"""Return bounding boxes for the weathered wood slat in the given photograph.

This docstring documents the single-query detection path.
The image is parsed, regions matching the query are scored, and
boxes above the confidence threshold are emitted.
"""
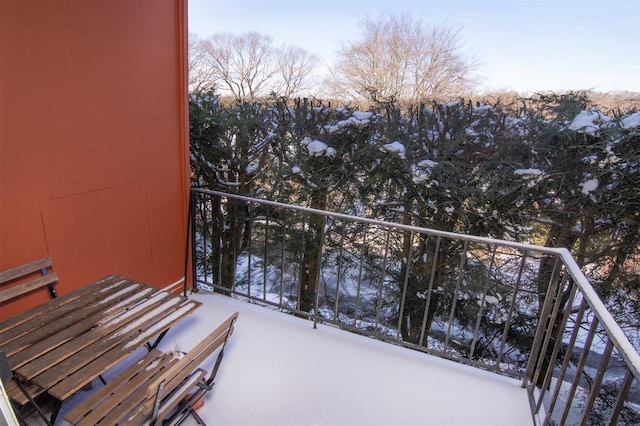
[3,280,140,358]
[64,349,170,424]
[0,258,52,284]
[125,369,207,426]
[7,285,152,370]
[156,369,207,424]
[0,273,58,303]
[67,311,237,425]
[145,312,234,398]
[16,289,174,382]
[0,278,135,354]
[3,274,202,421]
[0,275,121,335]
[0,275,126,342]
[94,385,154,426]
[4,378,45,406]
[76,354,178,426]
[35,297,197,391]
[48,299,201,400]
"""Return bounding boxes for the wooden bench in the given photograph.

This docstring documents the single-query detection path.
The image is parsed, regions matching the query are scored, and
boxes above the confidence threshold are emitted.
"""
[0,257,57,304]
[65,311,239,426]
[0,258,58,423]
[1,274,201,425]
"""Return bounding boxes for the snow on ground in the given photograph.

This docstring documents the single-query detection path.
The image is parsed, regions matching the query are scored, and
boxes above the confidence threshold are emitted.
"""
[50,292,531,426]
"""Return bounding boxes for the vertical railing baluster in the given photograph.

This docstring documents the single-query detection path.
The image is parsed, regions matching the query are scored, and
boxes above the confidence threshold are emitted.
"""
[532,270,571,388]
[296,213,307,313]
[527,256,564,419]
[263,207,270,302]
[579,337,614,426]
[606,369,634,425]
[197,193,205,291]
[353,224,368,327]
[559,313,600,426]
[418,236,441,347]
[231,197,238,293]
[537,278,576,407]
[279,209,286,309]
[542,297,588,426]
[495,249,528,369]
[205,193,213,287]
[333,222,346,322]
[215,194,223,291]
[396,231,414,342]
[312,213,327,329]
[445,240,469,351]
[190,192,198,291]
[374,227,391,337]
[198,192,203,290]
[189,191,198,295]
[469,244,497,361]
[247,202,253,299]
[523,255,563,387]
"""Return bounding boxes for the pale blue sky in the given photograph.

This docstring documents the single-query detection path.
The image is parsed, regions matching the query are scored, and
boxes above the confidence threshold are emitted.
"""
[188,0,640,94]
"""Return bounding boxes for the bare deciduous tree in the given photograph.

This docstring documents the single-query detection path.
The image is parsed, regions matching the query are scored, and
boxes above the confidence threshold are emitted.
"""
[189,32,319,101]
[203,31,276,101]
[189,33,215,93]
[328,13,476,104]
[273,45,320,99]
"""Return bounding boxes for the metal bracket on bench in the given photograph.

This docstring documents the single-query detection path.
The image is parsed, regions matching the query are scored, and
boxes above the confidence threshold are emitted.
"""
[149,380,166,426]
[196,381,212,392]
[145,329,169,351]
[40,267,57,299]
[170,390,207,426]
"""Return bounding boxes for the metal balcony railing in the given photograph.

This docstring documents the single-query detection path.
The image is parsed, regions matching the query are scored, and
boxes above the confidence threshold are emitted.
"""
[190,188,640,425]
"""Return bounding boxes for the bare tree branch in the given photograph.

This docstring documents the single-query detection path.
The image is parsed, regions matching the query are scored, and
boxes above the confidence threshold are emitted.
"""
[273,45,320,99]
[327,13,476,105]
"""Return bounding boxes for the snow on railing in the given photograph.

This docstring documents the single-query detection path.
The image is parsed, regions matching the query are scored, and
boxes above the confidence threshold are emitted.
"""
[190,188,640,425]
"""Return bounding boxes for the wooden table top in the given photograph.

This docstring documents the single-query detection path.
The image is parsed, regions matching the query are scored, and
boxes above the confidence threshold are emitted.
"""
[0,275,201,401]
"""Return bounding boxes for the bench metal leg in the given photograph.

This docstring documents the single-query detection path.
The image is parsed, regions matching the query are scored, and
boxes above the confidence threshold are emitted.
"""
[49,399,62,425]
[188,406,206,425]
[167,398,207,426]
[9,399,28,426]
[13,377,52,426]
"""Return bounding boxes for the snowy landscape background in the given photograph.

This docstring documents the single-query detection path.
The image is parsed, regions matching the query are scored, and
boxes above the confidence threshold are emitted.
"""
[188,91,640,424]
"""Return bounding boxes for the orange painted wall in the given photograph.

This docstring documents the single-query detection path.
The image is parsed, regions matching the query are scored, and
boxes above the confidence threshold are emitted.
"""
[0,0,190,319]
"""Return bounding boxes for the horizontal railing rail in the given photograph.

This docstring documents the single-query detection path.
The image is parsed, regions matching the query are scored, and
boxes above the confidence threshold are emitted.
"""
[191,188,640,425]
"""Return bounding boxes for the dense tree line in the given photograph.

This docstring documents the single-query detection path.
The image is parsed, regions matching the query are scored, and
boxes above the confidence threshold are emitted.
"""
[190,90,640,341]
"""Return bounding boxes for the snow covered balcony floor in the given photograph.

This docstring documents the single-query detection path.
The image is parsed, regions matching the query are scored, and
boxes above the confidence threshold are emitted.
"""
[54,291,532,426]
[34,291,531,426]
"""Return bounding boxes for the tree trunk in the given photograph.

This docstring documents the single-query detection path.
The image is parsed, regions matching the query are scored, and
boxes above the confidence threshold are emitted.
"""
[298,189,327,313]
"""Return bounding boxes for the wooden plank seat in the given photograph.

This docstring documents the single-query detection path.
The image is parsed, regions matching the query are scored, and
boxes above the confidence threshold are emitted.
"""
[0,274,125,339]
[0,274,202,425]
[0,257,58,421]
[0,257,58,304]
[65,311,239,426]
[1,275,147,406]
[2,277,145,360]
